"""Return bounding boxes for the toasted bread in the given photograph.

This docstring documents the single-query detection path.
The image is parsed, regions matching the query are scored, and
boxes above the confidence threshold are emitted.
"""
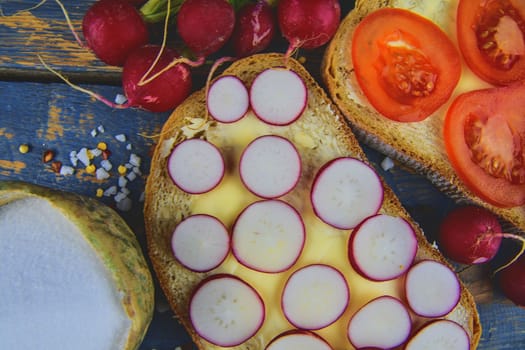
[321,0,525,234]
[144,53,480,349]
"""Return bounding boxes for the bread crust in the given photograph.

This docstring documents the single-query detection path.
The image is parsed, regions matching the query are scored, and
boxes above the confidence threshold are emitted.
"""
[145,53,480,350]
[321,0,525,236]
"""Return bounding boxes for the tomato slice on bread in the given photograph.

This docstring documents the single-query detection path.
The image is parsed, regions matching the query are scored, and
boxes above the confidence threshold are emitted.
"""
[457,0,525,86]
[444,82,525,207]
[351,8,461,122]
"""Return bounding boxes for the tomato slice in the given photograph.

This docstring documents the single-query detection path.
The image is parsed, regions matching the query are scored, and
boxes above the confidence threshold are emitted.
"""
[457,0,525,86]
[444,82,525,207]
[351,8,461,122]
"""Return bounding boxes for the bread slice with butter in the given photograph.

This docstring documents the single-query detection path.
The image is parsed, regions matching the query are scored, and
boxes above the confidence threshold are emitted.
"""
[321,0,525,234]
[144,53,481,349]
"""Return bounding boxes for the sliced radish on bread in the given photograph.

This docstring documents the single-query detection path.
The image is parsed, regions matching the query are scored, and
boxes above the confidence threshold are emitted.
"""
[348,214,417,281]
[266,330,333,350]
[405,320,470,350]
[282,264,349,330]
[347,296,412,349]
[405,260,461,317]
[189,274,265,347]
[240,135,301,198]
[250,68,307,125]
[171,214,230,272]
[207,75,249,123]
[311,157,383,229]
[232,200,305,273]
[167,138,225,194]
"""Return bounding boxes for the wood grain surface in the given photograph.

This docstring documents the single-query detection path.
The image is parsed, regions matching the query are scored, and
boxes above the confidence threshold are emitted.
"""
[1,1,524,349]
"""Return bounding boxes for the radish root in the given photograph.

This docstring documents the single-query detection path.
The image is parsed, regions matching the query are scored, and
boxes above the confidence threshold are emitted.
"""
[492,233,525,275]
[54,0,85,47]
[37,55,129,109]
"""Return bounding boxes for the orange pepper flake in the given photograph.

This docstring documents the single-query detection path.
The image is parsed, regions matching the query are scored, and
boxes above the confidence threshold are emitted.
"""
[42,149,54,163]
[51,161,62,173]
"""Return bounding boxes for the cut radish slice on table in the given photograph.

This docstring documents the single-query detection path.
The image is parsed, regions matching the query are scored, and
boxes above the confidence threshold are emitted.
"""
[282,264,349,330]
[232,200,305,273]
[171,214,230,272]
[311,157,383,229]
[240,135,301,198]
[250,68,307,125]
[266,330,333,350]
[207,75,249,123]
[167,139,224,194]
[347,296,412,349]
[405,260,461,317]
[348,214,417,281]
[405,320,470,350]
[189,274,265,347]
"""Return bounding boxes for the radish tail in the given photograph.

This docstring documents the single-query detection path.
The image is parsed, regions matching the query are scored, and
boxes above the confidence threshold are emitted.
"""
[54,0,85,47]
[38,55,128,109]
[493,233,525,274]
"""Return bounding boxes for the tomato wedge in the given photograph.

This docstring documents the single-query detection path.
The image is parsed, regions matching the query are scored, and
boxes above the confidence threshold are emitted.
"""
[351,8,461,122]
[457,0,525,86]
[444,83,525,207]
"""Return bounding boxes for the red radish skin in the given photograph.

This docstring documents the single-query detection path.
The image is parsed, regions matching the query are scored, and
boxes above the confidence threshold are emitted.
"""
[232,200,305,273]
[282,264,349,330]
[405,260,461,318]
[498,253,525,306]
[189,274,265,347]
[438,205,503,265]
[171,214,230,272]
[347,296,412,349]
[277,0,341,52]
[405,320,470,350]
[176,0,235,57]
[122,45,192,112]
[207,75,249,123]
[231,1,277,57]
[167,139,225,194]
[82,0,149,66]
[266,330,333,350]
[239,135,301,198]
[348,214,417,281]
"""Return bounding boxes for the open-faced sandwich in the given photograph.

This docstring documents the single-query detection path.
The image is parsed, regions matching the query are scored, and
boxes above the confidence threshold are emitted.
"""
[144,53,481,350]
[322,0,525,234]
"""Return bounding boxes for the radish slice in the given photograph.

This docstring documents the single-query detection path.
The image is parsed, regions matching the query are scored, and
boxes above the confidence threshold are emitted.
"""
[266,330,333,350]
[232,200,305,273]
[240,135,301,198]
[189,274,265,347]
[282,264,349,330]
[405,320,470,350]
[348,214,417,281]
[405,260,461,317]
[311,157,383,229]
[171,214,230,272]
[167,139,225,194]
[250,68,307,125]
[347,296,412,349]
[207,75,249,123]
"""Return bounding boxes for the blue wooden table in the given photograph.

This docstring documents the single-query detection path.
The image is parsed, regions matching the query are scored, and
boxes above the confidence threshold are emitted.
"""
[0,1,524,349]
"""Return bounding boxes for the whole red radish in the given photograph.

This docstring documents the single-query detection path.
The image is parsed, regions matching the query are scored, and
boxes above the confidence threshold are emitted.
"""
[176,0,235,57]
[438,205,502,264]
[277,0,341,51]
[498,253,525,306]
[82,0,149,66]
[230,1,276,57]
[122,45,192,112]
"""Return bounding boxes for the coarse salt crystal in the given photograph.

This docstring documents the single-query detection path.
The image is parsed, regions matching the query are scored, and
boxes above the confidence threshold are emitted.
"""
[114,191,127,203]
[132,166,142,175]
[97,125,105,133]
[126,143,132,151]
[115,134,127,142]
[104,186,118,197]
[114,93,127,105]
[100,159,113,171]
[90,148,102,157]
[381,156,395,171]
[69,151,78,167]
[77,147,91,167]
[59,165,75,176]
[139,191,145,202]
[118,176,128,188]
[126,171,137,182]
[129,153,141,167]
[120,187,130,196]
[90,128,98,137]
[96,168,110,180]
[117,196,132,211]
